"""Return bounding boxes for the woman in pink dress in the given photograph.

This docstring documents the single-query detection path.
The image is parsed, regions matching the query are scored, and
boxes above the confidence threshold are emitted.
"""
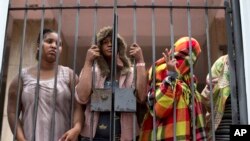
[7,28,83,141]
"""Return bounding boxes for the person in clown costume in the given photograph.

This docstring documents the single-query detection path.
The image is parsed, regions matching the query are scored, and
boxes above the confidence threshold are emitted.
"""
[139,37,207,141]
[201,54,230,140]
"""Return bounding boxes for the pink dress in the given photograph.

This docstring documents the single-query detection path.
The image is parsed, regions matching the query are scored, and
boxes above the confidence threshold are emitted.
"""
[20,66,72,141]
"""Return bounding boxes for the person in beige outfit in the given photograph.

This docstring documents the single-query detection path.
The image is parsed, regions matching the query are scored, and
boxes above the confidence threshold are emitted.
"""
[7,28,83,141]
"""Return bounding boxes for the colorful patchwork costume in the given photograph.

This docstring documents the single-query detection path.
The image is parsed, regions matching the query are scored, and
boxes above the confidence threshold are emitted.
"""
[201,55,230,140]
[139,37,207,141]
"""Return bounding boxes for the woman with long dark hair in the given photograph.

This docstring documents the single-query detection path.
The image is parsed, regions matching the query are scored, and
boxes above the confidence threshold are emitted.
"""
[76,26,147,141]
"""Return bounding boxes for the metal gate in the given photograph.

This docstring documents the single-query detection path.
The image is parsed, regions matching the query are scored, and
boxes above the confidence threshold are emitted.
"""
[0,0,246,141]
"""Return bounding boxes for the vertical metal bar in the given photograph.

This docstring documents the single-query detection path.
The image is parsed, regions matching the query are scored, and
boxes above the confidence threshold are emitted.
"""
[151,0,156,140]
[204,0,215,140]
[186,0,196,141]
[50,0,63,140]
[169,0,176,141]
[111,0,118,95]
[132,1,137,140]
[9,0,13,6]
[231,0,248,124]
[224,0,239,125]
[114,13,118,141]
[32,0,45,140]
[90,0,98,140]
[111,1,118,140]
[169,0,175,59]
[71,0,80,129]
[133,0,137,43]
[92,1,98,45]
[13,0,28,140]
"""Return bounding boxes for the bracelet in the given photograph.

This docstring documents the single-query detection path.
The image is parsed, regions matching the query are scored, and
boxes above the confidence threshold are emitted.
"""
[136,63,145,67]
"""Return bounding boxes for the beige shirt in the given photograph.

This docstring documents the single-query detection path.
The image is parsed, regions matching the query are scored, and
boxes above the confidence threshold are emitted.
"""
[21,66,72,141]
